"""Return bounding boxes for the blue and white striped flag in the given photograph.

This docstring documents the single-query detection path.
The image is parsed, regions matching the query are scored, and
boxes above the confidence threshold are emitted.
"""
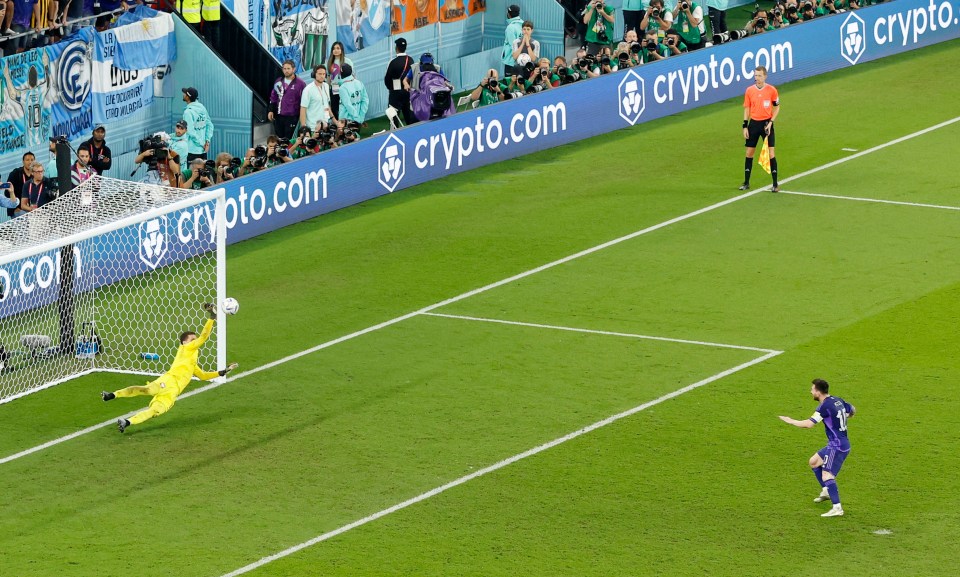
[113,12,177,71]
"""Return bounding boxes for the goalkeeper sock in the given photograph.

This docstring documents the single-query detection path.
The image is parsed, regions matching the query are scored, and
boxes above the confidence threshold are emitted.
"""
[744,157,753,185]
[770,157,778,187]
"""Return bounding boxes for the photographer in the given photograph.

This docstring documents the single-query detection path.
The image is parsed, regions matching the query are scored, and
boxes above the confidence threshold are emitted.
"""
[800,1,817,21]
[641,0,672,35]
[746,9,775,35]
[241,135,292,175]
[595,47,616,74]
[614,36,643,69]
[663,29,689,56]
[510,20,540,67]
[817,0,839,15]
[180,158,216,190]
[672,0,706,50]
[469,69,506,107]
[781,0,801,25]
[290,126,319,159]
[214,152,241,184]
[522,58,558,93]
[642,30,669,62]
[583,0,615,56]
[134,132,182,187]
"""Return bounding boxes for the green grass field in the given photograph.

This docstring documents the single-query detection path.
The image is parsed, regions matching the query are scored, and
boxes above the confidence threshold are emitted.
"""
[2,39,959,577]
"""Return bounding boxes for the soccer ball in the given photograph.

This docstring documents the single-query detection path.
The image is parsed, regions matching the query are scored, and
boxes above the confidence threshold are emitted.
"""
[221,298,240,315]
[516,53,531,68]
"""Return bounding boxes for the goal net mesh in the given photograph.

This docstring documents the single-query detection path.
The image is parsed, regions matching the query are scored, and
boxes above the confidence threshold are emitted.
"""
[0,175,224,404]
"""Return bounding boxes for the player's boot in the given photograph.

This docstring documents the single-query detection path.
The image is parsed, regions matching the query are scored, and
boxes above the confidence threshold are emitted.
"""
[771,186,780,193]
[738,183,750,190]
[814,488,830,503]
[821,505,844,517]
[101,391,115,401]
[118,418,130,433]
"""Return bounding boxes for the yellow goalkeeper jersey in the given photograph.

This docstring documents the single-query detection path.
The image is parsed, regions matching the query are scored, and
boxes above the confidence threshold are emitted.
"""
[159,319,219,396]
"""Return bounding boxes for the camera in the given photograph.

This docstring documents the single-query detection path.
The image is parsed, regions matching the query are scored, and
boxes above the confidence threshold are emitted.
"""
[680,1,689,9]
[304,137,318,148]
[526,83,545,94]
[651,7,661,17]
[755,17,766,28]
[197,159,216,178]
[666,37,675,46]
[597,29,609,43]
[138,135,168,161]
[251,144,268,168]
[229,156,242,169]
[539,68,548,78]
[485,76,499,89]
[802,1,813,9]
[617,52,629,62]
[523,61,536,75]
[646,38,659,50]
[600,55,611,66]
[630,42,642,54]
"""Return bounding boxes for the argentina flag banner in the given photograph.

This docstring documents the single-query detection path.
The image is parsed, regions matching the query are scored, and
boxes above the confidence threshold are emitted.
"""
[113,12,178,71]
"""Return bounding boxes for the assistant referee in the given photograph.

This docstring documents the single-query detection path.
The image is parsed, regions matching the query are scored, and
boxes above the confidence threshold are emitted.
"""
[740,65,780,192]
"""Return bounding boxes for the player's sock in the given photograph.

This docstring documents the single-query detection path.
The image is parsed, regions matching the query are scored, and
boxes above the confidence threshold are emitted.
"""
[743,157,753,185]
[824,478,840,505]
[812,466,825,487]
[770,157,779,187]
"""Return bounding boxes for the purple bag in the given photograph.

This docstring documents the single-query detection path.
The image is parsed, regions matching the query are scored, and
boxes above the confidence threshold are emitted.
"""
[411,71,455,122]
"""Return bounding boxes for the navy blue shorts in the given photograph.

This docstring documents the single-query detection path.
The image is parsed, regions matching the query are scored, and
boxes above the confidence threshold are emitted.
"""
[817,446,850,476]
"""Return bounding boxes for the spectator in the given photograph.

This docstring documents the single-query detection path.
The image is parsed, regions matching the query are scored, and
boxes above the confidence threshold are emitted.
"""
[79,124,112,175]
[181,86,213,160]
[213,151,239,183]
[1,2,11,35]
[20,161,53,213]
[300,64,333,132]
[501,4,523,76]
[326,41,352,120]
[511,20,539,70]
[268,59,307,140]
[70,147,96,186]
[169,119,190,160]
[180,157,214,190]
[641,0,672,36]
[337,63,368,125]
[622,0,643,38]
[385,37,415,125]
[9,0,39,52]
[469,68,504,107]
[0,181,18,211]
[134,132,181,187]
[583,0,615,56]
[672,0,705,50]
[664,28,688,56]
[4,151,33,219]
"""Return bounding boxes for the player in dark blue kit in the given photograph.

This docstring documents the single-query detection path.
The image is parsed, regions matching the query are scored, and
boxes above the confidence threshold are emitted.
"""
[779,378,855,517]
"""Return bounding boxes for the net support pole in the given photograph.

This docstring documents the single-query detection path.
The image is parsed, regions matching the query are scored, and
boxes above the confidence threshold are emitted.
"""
[215,189,227,381]
[55,140,76,356]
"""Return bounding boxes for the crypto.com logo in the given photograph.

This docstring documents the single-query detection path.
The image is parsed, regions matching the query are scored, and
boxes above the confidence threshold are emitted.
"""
[840,12,867,65]
[378,133,405,192]
[58,40,91,110]
[618,70,646,125]
[139,216,168,269]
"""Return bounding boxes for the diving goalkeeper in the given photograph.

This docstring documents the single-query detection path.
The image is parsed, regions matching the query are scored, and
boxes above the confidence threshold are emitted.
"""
[102,303,238,433]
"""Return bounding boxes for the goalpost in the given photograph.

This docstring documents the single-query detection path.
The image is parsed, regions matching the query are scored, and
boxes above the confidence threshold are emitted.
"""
[0,176,226,405]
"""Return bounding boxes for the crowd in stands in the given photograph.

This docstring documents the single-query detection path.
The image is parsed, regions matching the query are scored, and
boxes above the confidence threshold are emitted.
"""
[0,0,890,211]
[0,0,135,55]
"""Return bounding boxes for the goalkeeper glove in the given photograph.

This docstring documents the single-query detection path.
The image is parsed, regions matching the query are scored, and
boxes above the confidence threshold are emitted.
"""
[218,362,239,377]
[203,302,217,319]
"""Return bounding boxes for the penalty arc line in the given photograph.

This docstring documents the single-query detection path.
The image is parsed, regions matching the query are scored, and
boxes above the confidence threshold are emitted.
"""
[1,115,957,467]
[216,350,783,577]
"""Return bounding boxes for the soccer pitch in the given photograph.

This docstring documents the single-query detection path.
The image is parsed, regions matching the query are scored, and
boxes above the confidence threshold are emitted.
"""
[1,40,959,577]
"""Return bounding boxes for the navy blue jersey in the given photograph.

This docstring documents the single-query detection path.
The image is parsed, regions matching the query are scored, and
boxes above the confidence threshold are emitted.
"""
[810,396,854,451]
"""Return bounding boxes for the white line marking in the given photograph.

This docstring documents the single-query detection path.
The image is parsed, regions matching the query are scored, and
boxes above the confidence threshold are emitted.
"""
[841,148,859,152]
[421,312,781,354]
[3,116,957,466]
[778,190,960,211]
[217,350,782,577]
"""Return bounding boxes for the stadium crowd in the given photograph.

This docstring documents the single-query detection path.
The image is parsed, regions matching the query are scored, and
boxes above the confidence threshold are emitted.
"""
[1,0,888,210]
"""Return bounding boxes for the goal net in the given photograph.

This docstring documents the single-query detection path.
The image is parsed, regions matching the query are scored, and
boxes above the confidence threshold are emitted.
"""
[0,176,226,404]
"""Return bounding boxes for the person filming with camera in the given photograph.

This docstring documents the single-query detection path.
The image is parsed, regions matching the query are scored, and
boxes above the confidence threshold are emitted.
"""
[214,152,241,184]
[663,29,689,56]
[746,8,775,35]
[180,158,217,190]
[641,0,672,35]
[134,132,182,187]
[583,0,615,56]
[800,1,817,21]
[470,69,506,107]
[672,0,706,50]
[642,30,668,62]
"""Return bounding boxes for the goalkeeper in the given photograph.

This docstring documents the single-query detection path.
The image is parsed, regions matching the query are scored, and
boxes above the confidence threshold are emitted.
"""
[102,303,238,433]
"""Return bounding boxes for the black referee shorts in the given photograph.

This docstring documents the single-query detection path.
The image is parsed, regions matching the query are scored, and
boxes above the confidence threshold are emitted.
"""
[745,119,775,148]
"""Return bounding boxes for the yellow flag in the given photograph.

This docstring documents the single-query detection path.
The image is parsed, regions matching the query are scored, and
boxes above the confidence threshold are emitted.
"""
[758,137,771,174]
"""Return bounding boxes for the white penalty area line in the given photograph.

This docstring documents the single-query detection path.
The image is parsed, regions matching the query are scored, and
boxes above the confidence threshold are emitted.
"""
[217,348,782,577]
[777,190,960,212]
[2,115,957,468]
[420,312,781,354]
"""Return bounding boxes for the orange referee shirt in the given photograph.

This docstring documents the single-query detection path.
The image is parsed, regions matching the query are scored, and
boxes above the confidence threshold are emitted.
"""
[744,84,779,121]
